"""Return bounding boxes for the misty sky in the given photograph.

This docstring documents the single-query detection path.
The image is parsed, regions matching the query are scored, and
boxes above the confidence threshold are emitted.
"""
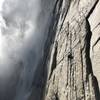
[0,0,42,77]
[0,0,47,99]
[0,0,56,99]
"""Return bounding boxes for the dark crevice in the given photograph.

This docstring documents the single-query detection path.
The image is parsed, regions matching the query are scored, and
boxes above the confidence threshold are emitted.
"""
[93,76,100,100]
[87,0,99,19]
[92,37,100,51]
[92,22,100,31]
[55,93,59,100]
[86,19,93,75]
[85,19,100,98]
[85,19,93,75]
[49,41,58,80]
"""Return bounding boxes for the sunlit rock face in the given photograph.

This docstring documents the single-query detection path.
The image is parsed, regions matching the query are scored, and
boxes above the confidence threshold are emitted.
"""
[45,0,100,100]
[89,0,100,89]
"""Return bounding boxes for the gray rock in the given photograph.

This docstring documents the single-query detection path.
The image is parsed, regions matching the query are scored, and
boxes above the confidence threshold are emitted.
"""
[89,0,100,89]
[44,0,100,100]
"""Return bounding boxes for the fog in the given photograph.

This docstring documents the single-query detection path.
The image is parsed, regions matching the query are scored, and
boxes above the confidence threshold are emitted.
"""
[0,0,54,99]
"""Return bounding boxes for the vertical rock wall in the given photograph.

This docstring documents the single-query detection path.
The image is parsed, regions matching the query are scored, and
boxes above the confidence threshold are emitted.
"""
[45,0,100,100]
[89,0,100,89]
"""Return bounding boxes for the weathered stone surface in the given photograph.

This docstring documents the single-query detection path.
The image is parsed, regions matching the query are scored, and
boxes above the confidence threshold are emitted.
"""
[44,0,100,100]
[89,0,100,89]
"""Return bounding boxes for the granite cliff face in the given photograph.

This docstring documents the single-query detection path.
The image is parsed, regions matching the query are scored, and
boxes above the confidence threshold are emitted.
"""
[44,0,100,100]
[89,1,100,89]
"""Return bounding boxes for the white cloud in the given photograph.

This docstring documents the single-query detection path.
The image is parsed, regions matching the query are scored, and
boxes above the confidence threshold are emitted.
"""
[0,0,5,11]
[0,0,42,83]
[0,0,54,99]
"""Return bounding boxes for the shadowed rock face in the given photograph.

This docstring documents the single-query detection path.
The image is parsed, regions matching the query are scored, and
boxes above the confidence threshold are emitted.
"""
[44,0,100,100]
